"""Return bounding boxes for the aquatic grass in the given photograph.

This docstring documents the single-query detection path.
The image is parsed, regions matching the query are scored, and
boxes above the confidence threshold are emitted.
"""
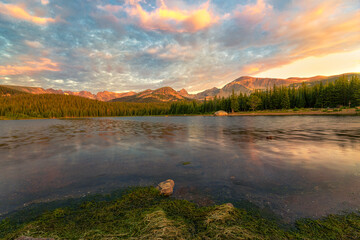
[1,187,360,239]
[200,203,288,239]
[205,204,236,225]
[181,161,192,165]
[134,209,193,239]
[232,199,284,226]
[292,212,360,239]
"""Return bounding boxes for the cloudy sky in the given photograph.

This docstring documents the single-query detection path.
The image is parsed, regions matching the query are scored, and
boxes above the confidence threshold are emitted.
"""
[0,0,359,93]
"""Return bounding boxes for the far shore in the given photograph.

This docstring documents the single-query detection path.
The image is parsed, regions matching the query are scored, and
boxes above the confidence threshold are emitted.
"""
[0,108,359,120]
[227,108,359,116]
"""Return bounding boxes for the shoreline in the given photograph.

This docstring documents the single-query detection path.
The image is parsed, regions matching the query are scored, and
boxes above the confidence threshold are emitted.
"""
[228,108,359,116]
[0,108,359,120]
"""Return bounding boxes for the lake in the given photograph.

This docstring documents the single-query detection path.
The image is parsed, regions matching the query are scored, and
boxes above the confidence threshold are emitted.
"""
[0,116,359,222]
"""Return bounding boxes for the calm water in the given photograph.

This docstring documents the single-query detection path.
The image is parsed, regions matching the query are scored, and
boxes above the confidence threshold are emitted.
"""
[0,116,360,222]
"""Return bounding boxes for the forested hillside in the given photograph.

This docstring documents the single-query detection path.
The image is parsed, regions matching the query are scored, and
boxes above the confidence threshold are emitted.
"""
[169,75,360,114]
[0,76,359,119]
[0,86,29,96]
[0,94,170,119]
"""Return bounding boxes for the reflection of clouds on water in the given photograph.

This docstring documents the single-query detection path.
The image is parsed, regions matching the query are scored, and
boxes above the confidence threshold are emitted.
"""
[0,116,360,221]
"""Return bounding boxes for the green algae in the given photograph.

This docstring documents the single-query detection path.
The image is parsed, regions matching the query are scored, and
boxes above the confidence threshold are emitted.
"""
[181,161,192,166]
[1,187,360,239]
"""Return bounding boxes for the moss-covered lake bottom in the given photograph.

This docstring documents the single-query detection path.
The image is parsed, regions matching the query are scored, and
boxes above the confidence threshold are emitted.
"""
[1,187,360,240]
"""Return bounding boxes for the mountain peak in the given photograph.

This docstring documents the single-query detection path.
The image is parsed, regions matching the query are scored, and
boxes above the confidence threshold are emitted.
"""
[178,88,188,95]
[153,87,177,94]
[112,86,188,103]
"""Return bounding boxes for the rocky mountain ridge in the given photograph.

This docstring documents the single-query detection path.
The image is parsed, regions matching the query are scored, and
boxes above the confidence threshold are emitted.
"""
[0,85,136,101]
[111,87,188,102]
[2,73,358,102]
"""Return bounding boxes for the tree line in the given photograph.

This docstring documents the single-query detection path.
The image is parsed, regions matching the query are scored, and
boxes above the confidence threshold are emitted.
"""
[0,94,171,119]
[0,76,359,118]
[0,86,28,96]
[169,75,360,114]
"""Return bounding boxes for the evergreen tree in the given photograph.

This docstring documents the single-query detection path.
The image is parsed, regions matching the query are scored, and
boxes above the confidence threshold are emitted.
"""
[280,90,290,109]
[230,89,239,113]
[248,95,262,111]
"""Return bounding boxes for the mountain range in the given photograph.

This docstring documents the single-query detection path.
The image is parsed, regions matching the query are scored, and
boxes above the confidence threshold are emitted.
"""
[0,85,136,101]
[1,73,359,102]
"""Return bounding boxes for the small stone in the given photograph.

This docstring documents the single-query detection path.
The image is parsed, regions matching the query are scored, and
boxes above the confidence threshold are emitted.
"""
[266,136,274,139]
[225,203,234,208]
[157,179,175,196]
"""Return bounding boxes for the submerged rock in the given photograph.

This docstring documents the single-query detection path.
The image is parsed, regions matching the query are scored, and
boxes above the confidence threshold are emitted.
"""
[214,110,228,116]
[157,179,175,196]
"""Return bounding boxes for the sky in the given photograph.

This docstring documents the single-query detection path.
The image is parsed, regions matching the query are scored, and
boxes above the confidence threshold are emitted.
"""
[0,0,359,93]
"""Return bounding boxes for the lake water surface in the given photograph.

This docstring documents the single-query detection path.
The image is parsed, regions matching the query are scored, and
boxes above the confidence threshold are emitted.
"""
[0,116,360,222]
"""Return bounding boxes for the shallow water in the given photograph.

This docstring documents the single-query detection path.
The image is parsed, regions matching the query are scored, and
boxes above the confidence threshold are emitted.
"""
[0,116,359,221]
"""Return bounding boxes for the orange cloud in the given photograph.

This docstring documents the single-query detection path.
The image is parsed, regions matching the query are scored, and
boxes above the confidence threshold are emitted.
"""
[0,2,57,25]
[242,65,261,75]
[24,40,44,48]
[0,58,60,76]
[239,0,360,75]
[114,0,218,32]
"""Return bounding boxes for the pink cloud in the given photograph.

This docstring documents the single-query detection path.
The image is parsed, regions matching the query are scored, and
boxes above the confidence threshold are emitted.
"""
[24,40,44,48]
[234,0,273,24]
[0,2,57,25]
[41,0,49,5]
[97,4,123,13]
[0,57,60,76]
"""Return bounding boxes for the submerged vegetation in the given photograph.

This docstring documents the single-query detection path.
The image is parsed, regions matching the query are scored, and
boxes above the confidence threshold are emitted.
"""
[0,76,359,119]
[1,187,360,239]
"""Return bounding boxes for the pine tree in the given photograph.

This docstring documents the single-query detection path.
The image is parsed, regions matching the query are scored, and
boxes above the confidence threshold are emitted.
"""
[280,90,290,109]
[230,89,239,113]
[248,95,262,111]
